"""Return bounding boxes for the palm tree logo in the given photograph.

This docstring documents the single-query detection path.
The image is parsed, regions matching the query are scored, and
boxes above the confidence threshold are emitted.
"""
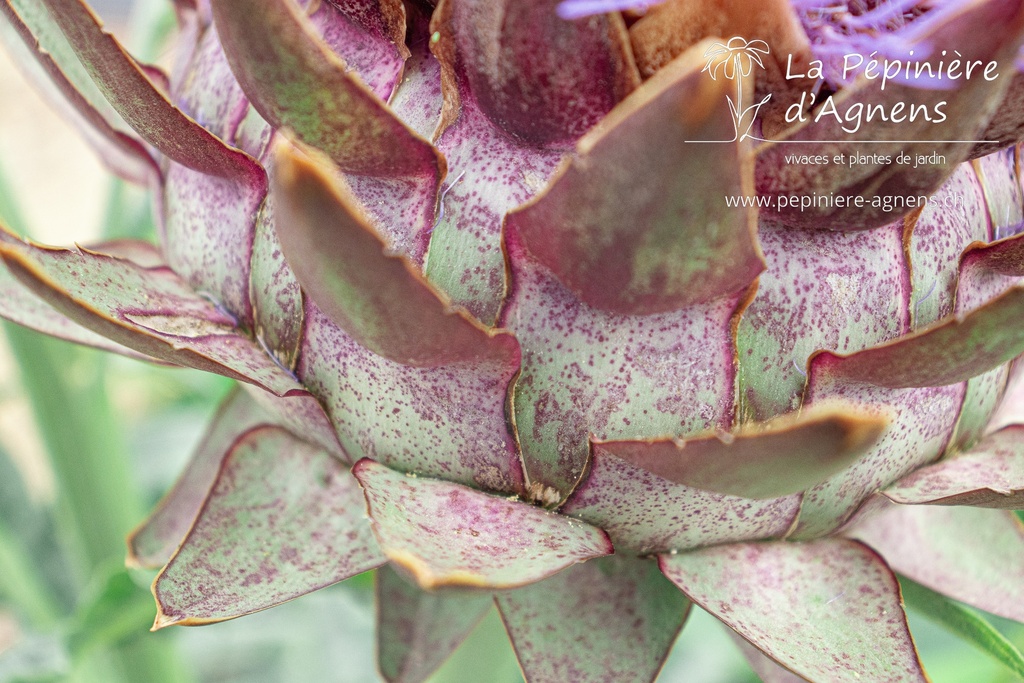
[702,37,772,142]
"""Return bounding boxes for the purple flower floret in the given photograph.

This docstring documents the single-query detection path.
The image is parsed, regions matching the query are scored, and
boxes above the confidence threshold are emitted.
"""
[556,0,664,20]
[793,0,958,88]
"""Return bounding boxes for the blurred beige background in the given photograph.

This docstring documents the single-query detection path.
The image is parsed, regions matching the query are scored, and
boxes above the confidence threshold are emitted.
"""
[0,24,112,246]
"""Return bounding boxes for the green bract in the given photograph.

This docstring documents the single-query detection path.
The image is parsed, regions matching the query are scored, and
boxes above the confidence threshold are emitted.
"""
[3,0,1024,680]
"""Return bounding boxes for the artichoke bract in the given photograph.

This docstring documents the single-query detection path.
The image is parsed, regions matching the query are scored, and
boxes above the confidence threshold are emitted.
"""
[3,0,1024,679]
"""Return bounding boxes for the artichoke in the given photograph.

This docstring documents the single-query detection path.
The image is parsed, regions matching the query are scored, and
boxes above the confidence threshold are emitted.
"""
[3,0,1024,680]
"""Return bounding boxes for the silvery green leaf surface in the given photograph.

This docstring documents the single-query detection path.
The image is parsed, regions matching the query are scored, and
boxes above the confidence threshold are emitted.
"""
[497,555,690,683]
[424,0,638,322]
[154,426,383,627]
[661,540,927,682]
[884,425,1024,507]
[849,502,1024,624]
[376,565,492,683]
[505,42,762,316]
[354,459,611,590]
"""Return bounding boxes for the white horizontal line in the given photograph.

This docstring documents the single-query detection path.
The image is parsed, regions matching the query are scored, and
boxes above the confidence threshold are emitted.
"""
[685,139,995,144]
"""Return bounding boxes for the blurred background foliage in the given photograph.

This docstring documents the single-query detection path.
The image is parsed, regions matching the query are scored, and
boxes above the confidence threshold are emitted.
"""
[0,1,1023,681]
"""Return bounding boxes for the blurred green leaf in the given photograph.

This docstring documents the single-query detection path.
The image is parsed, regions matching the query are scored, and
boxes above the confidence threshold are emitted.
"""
[99,179,156,241]
[66,564,157,658]
[0,519,62,630]
[345,569,375,594]
[123,0,179,64]
[0,158,28,234]
[174,581,377,683]
[900,575,1024,679]
[0,443,71,626]
[3,328,140,573]
[659,606,762,683]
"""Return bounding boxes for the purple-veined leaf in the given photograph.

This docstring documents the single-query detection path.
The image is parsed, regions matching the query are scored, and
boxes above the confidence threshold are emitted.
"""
[37,0,263,182]
[423,98,563,324]
[947,233,1024,447]
[432,0,639,147]
[87,239,165,268]
[974,147,1024,240]
[208,0,440,180]
[0,231,159,361]
[376,565,492,683]
[884,425,1024,507]
[238,383,345,460]
[153,426,382,627]
[849,502,1024,623]
[128,388,271,569]
[561,447,800,554]
[730,633,810,683]
[266,141,524,520]
[505,41,763,316]
[597,402,886,499]
[497,555,689,683]
[0,228,302,396]
[955,228,1024,317]
[25,0,269,319]
[962,232,1024,278]
[299,302,525,494]
[952,365,1010,452]
[660,540,927,682]
[304,0,409,101]
[386,0,443,141]
[161,164,264,324]
[272,140,518,369]
[424,0,638,323]
[296,7,444,264]
[501,226,746,500]
[248,191,304,370]
[794,376,963,539]
[172,20,249,150]
[736,220,909,422]
[809,283,1024,388]
[246,0,443,293]
[128,385,346,569]
[171,50,304,364]
[811,205,1024,391]
[352,459,611,590]
[935,214,1024,448]
[904,165,990,330]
